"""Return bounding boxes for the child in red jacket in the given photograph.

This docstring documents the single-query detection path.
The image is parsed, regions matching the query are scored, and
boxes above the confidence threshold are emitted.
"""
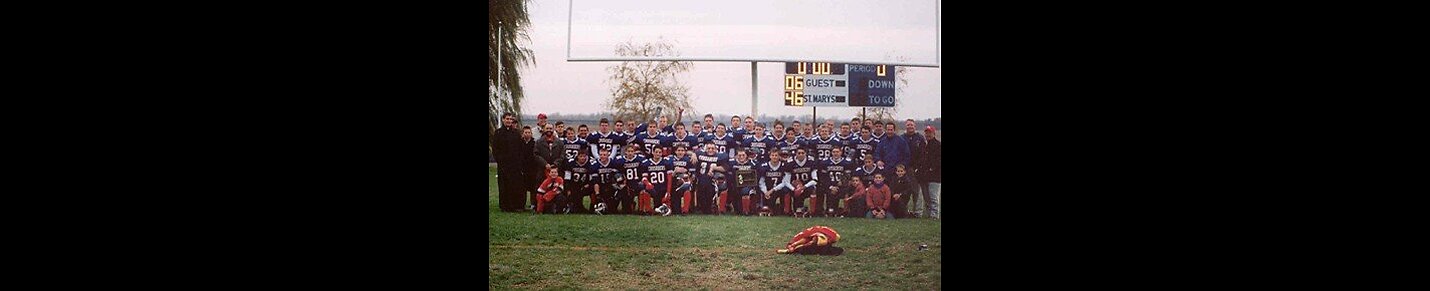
[535,166,565,214]
[864,173,893,219]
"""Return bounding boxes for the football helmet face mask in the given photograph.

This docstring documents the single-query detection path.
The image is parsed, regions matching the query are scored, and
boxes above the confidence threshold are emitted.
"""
[594,203,608,215]
[655,204,671,216]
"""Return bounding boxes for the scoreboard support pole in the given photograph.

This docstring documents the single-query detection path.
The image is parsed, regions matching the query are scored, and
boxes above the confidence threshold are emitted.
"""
[751,62,758,119]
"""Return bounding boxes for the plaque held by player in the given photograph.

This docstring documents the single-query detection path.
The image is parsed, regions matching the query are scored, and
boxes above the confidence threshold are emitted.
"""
[735,169,758,188]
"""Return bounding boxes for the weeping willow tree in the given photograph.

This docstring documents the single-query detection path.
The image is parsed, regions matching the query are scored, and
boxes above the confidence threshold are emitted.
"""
[489,0,535,141]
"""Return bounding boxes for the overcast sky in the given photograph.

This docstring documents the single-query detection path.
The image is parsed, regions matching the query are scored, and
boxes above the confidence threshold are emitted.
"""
[515,0,942,120]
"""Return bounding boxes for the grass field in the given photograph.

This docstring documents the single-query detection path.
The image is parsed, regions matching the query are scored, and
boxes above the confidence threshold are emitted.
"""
[489,167,942,290]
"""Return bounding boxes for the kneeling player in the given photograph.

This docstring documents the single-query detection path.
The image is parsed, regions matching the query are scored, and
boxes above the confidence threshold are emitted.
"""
[777,226,841,254]
[759,151,793,215]
[728,150,760,215]
[535,166,566,214]
[638,148,674,215]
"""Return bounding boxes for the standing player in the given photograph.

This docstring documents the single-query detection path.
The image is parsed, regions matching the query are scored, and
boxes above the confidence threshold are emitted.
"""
[577,124,590,144]
[837,122,856,157]
[669,123,699,153]
[850,126,880,165]
[743,123,776,165]
[730,115,747,141]
[771,121,788,143]
[701,114,716,135]
[562,150,595,213]
[819,147,855,216]
[561,127,588,162]
[743,117,756,138]
[634,124,668,157]
[694,142,729,215]
[727,150,760,215]
[850,117,863,136]
[590,148,621,214]
[588,118,623,160]
[707,123,737,158]
[807,125,842,161]
[871,120,886,139]
[639,147,675,215]
[777,127,803,163]
[788,147,819,216]
[615,145,647,215]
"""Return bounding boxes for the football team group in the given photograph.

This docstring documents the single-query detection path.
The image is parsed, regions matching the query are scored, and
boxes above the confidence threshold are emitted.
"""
[491,109,943,219]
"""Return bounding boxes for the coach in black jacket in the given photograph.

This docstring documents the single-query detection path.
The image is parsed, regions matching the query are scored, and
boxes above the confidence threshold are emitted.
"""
[920,126,942,219]
[492,113,523,212]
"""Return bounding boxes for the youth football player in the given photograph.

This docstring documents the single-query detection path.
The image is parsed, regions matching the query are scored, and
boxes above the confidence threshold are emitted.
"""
[807,125,841,161]
[588,118,623,160]
[638,147,674,215]
[668,145,695,214]
[777,127,802,163]
[707,123,737,158]
[562,150,595,213]
[743,123,776,165]
[561,127,588,162]
[590,148,621,213]
[694,142,729,215]
[635,124,668,157]
[615,145,647,214]
[788,147,819,216]
[730,115,746,141]
[759,151,793,215]
[727,149,760,215]
[850,126,880,165]
[669,123,699,153]
[819,147,855,215]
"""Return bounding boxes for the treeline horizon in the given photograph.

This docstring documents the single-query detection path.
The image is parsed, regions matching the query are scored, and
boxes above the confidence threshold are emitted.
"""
[518,112,941,128]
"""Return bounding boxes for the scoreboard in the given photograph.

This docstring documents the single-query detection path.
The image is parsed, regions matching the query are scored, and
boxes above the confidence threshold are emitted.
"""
[783,62,896,107]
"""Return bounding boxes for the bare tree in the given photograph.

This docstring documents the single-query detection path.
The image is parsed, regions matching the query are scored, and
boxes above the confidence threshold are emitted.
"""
[603,38,695,124]
[862,53,912,121]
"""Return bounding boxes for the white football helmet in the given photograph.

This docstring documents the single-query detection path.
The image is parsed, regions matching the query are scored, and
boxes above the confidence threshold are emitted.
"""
[594,203,607,215]
[655,204,671,216]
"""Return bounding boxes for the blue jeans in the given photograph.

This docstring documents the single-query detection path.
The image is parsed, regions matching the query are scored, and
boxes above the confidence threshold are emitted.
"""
[927,182,941,218]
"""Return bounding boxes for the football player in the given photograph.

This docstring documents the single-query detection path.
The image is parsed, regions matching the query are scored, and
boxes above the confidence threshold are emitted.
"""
[729,115,746,141]
[590,148,621,213]
[871,120,886,139]
[727,149,760,215]
[701,114,716,135]
[743,123,776,165]
[788,147,819,216]
[669,123,699,152]
[850,117,863,135]
[707,123,737,158]
[615,144,647,214]
[562,150,595,213]
[807,125,841,161]
[667,145,696,214]
[836,122,855,157]
[561,127,588,162]
[819,147,855,216]
[588,118,623,160]
[758,151,793,216]
[694,142,729,215]
[634,123,668,157]
[777,127,802,163]
[854,153,881,186]
[639,147,675,215]
[850,126,880,165]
